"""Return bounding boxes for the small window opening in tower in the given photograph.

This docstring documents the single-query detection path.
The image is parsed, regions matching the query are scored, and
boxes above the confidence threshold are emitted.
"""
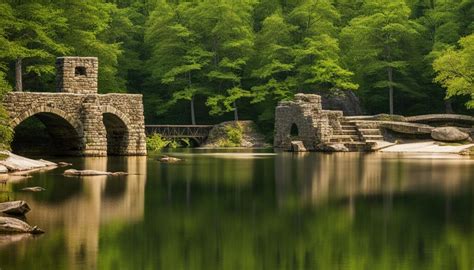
[75,66,87,76]
[290,123,299,136]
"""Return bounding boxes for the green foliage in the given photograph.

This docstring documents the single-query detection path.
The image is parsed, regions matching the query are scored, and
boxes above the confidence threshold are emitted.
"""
[433,34,474,108]
[218,123,243,147]
[146,133,191,151]
[0,69,12,150]
[0,0,472,132]
[340,0,421,114]
[146,133,170,151]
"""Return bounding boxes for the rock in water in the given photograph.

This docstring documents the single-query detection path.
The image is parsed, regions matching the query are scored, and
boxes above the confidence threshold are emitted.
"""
[57,162,72,167]
[0,217,44,234]
[21,187,45,192]
[63,169,127,176]
[290,141,307,152]
[431,127,469,142]
[158,156,182,163]
[0,201,31,215]
[317,143,349,152]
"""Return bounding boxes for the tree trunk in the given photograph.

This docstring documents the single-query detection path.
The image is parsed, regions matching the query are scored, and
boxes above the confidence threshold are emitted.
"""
[445,99,454,114]
[190,96,196,125]
[15,58,23,92]
[387,67,394,115]
[233,101,238,122]
[188,72,196,125]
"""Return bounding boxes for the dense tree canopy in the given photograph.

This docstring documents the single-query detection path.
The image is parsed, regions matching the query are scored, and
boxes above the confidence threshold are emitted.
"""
[0,0,472,139]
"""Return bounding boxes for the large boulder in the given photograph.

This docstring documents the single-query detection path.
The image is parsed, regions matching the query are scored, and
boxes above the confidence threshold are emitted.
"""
[316,89,363,116]
[431,127,470,142]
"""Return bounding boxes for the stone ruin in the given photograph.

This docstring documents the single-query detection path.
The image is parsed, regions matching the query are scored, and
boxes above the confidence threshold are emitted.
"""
[3,57,147,156]
[274,93,344,151]
[274,93,474,152]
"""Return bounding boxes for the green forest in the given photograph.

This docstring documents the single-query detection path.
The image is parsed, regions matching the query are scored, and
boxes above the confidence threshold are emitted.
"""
[0,0,473,133]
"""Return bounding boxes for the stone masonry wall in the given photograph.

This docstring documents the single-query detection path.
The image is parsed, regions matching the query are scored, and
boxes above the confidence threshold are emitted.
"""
[274,93,343,151]
[3,92,147,156]
[56,57,98,94]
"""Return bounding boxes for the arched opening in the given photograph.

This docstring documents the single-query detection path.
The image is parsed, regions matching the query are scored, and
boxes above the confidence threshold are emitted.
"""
[290,123,299,137]
[11,113,83,156]
[103,113,129,155]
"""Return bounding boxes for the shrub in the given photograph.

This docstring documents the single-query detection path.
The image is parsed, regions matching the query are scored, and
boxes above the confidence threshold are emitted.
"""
[146,133,191,151]
[218,123,243,147]
[146,134,171,151]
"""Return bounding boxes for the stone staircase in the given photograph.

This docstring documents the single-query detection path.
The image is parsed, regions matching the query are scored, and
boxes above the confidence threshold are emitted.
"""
[329,119,386,151]
[355,121,384,142]
[330,120,368,151]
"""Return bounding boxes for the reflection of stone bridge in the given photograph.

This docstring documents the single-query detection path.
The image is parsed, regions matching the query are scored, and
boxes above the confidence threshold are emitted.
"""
[3,57,146,156]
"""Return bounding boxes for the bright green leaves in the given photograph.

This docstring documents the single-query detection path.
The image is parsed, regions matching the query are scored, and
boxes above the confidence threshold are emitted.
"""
[305,59,358,90]
[340,0,421,113]
[433,34,474,108]
[0,1,69,80]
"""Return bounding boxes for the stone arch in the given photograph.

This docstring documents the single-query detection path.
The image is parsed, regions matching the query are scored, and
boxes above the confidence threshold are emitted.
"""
[10,107,84,155]
[290,123,299,137]
[101,105,131,155]
[10,106,83,134]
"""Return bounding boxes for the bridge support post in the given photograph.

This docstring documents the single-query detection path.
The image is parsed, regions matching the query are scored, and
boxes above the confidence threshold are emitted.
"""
[81,95,107,156]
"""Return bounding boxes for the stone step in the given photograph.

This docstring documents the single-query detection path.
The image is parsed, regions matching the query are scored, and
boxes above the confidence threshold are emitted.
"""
[340,122,356,126]
[358,128,381,134]
[359,128,380,132]
[344,142,370,151]
[363,135,384,140]
[341,125,357,130]
[330,135,361,143]
[355,123,378,129]
[333,129,358,135]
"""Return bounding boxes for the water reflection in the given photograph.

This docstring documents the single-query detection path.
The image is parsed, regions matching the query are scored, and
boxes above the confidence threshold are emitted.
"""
[276,152,474,206]
[0,152,473,269]
[1,156,146,270]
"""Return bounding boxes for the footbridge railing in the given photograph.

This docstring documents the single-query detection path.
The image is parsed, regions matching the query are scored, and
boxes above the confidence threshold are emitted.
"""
[145,125,214,144]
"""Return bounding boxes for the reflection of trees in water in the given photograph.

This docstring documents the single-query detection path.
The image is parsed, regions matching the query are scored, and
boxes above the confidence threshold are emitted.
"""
[0,156,146,270]
[275,153,474,206]
[1,154,474,269]
[91,154,474,269]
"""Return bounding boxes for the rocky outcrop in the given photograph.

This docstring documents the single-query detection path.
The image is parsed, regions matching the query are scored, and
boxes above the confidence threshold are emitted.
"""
[431,127,470,142]
[316,90,363,116]
[0,151,57,172]
[203,121,268,148]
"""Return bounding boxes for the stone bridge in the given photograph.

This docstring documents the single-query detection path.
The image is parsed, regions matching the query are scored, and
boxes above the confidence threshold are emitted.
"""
[3,57,146,156]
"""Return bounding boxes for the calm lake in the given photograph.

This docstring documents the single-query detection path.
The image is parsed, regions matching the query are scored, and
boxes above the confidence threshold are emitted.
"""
[1,150,474,270]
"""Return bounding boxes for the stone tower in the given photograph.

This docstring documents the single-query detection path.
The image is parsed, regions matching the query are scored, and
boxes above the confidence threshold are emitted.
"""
[56,57,98,94]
